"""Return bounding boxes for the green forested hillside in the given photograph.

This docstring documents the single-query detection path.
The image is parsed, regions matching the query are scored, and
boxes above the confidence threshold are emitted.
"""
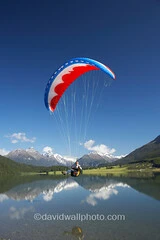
[0,155,67,175]
[115,136,160,166]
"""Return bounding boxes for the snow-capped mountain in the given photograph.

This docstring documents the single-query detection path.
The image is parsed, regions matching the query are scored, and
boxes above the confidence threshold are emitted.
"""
[7,148,74,167]
[42,148,75,165]
[26,147,45,161]
[6,148,120,168]
[53,153,68,165]
[93,152,120,162]
[1,178,79,202]
[78,152,118,167]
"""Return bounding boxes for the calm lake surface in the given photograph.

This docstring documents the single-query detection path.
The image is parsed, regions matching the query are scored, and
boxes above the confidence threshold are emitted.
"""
[0,173,160,240]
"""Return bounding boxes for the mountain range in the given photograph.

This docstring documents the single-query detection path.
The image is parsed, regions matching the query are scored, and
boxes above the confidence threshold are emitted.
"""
[6,147,118,167]
[2,135,160,168]
[6,148,74,167]
[78,152,118,167]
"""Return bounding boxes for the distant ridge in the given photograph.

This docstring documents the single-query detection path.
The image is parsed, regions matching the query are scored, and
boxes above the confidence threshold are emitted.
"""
[0,155,67,175]
[114,135,160,166]
[2,135,160,168]
[78,152,118,167]
[7,148,74,167]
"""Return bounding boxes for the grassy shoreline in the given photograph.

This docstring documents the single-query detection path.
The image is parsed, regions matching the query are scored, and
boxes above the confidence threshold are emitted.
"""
[20,166,160,176]
[21,170,63,176]
[83,166,160,175]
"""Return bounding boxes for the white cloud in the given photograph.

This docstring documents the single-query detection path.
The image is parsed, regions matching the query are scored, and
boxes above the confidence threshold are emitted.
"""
[84,140,95,149]
[42,147,76,162]
[85,183,130,206]
[12,140,18,144]
[114,154,127,159]
[86,187,118,206]
[0,194,9,202]
[0,148,9,156]
[6,132,36,144]
[83,139,116,155]
[9,206,34,220]
[43,190,54,202]
[62,155,77,162]
[42,146,54,155]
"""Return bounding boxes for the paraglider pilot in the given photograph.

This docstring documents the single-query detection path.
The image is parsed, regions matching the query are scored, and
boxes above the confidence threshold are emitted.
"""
[62,160,82,177]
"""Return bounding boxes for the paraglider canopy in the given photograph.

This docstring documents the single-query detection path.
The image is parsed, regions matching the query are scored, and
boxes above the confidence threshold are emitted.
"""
[44,57,116,112]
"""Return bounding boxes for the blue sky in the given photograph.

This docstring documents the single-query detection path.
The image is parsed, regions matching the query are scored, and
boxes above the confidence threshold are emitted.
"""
[0,0,160,158]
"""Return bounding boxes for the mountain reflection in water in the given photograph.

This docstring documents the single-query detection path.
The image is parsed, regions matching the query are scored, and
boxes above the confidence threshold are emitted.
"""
[0,174,160,203]
[0,174,160,240]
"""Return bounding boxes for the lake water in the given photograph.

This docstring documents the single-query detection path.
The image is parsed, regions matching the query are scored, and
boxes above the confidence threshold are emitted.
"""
[0,173,160,240]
